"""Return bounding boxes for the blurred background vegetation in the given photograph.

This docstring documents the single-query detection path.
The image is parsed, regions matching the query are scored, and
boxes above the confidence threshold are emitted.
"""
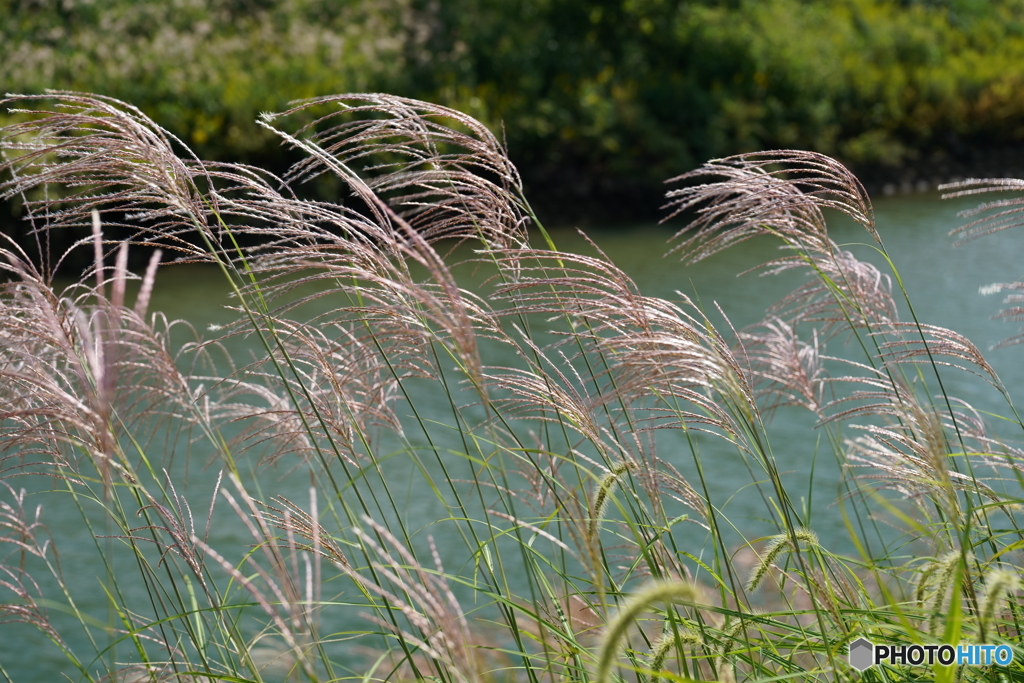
[4,0,1024,225]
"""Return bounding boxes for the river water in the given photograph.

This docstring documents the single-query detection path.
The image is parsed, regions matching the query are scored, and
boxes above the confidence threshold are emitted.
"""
[4,190,1024,680]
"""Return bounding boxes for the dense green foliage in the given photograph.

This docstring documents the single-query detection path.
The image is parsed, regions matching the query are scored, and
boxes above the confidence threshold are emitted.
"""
[4,0,1024,210]
[2,0,409,163]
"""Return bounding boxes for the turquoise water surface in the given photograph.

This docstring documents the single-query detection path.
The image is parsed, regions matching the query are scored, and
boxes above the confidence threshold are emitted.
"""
[3,190,1024,681]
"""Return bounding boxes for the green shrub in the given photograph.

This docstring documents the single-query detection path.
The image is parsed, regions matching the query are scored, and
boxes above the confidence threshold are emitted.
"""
[6,0,1024,212]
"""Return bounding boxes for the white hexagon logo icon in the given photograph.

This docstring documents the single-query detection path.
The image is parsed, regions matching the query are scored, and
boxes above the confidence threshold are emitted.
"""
[849,637,874,671]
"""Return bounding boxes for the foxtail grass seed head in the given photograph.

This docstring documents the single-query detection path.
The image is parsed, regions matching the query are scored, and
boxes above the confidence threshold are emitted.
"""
[595,580,701,683]
[979,568,1021,641]
[713,618,748,657]
[588,460,632,541]
[648,627,701,683]
[746,528,819,591]
[919,550,966,634]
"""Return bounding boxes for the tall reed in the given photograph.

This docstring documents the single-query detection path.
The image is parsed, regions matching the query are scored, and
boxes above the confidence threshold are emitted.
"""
[1,92,1023,682]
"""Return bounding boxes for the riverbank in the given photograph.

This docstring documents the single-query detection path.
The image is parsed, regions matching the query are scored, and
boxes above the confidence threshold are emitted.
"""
[6,0,1024,230]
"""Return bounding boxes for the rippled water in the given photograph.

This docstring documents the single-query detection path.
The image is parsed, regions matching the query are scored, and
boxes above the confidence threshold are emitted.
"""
[5,190,1024,680]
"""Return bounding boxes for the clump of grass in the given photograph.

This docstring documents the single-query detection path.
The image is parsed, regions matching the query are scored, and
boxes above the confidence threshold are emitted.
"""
[1,91,1024,683]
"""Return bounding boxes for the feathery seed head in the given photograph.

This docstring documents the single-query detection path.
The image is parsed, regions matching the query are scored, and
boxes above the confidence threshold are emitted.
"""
[747,528,819,592]
[596,580,702,683]
[589,460,633,542]
[979,567,1020,641]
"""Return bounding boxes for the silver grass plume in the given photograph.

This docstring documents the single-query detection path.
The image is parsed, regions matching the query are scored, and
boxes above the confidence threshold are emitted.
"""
[340,516,480,683]
[258,93,531,252]
[738,318,825,416]
[663,150,875,265]
[260,496,351,570]
[0,483,65,649]
[0,228,220,487]
[874,322,1003,393]
[0,92,226,262]
[493,248,756,435]
[943,176,1024,347]
[835,382,995,519]
[759,248,898,336]
[664,154,899,345]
